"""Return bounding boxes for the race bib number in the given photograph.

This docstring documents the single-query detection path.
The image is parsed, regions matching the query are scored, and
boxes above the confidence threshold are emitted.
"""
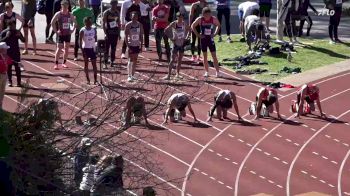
[109,21,117,28]
[177,32,184,39]
[131,35,139,41]
[204,28,212,36]
[62,23,70,29]
[336,0,342,4]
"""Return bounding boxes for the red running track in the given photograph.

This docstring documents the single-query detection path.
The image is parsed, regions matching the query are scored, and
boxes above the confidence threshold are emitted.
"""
[3,43,350,196]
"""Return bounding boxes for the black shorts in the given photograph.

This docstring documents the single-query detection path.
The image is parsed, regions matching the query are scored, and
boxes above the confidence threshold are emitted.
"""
[259,3,272,17]
[128,46,140,55]
[23,17,35,28]
[172,44,185,54]
[57,35,71,44]
[201,37,216,53]
[83,48,97,60]
[297,93,314,105]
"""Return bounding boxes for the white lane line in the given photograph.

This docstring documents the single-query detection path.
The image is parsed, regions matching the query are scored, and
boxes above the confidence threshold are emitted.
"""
[268,180,275,184]
[302,124,308,128]
[250,170,257,175]
[218,181,224,185]
[344,192,350,195]
[338,150,350,196]
[282,161,289,165]
[286,139,292,143]
[5,75,184,192]
[294,143,300,146]
[259,175,266,179]
[210,176,216,181]
[216,153,223,157]
[262,128,268,131]
[201,172,208,176]
[324,134,350,148]
[332,161,338,165]
[208,149,214,152]
[274,157,280,161]
[228,134,235,138]
[264,152,271,156]
[256,148,262,152]
[276,134,282,138]
[311,128,317,132]
[301,170,337,189]
[194,168,199,172]
[226,186,233,190]
[238,139,245,143]
[232,161,238,165]
[287,109,350,196]
[224,157,230,161]
[322,156,329,160]
[246,143,253,147]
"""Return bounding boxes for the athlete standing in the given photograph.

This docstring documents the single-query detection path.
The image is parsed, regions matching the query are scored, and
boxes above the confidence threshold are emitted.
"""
[191,7,221,78]
[163,12,190,80]
[102,0,120,68]
[51,0,77,70]
[125,12,143,82]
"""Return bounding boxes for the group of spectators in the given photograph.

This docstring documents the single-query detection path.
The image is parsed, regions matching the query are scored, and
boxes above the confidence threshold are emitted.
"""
[0,0,348,110]
[74,138,125,195]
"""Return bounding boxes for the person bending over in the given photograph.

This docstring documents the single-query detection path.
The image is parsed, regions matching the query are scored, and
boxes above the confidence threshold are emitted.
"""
[244,11,269,51]
[123,96,149,128]
[208,90,242,121]
[293,84,326,118]
[163,93,198,123]
[251,87,281,120]
[163,12,190,80]
[237,1,259,41]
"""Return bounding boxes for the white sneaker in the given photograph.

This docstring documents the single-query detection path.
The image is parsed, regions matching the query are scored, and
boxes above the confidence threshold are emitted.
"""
[74,57,78,61]
[226,37,233,43]
[203,72,209,77]
[131,76,137,80]
[144,47,150,51]
[329,40,336,44]
[216,72,223,78]
[19,63,25,71]
[121,53,127,59]
[127,76,133,82]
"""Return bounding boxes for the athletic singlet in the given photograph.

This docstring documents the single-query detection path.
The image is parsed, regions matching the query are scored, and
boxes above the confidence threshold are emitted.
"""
[217,90,231,100]
[80,27,96,48]
[200,16,214,38]
[105,9,119,34]
[173,22,185,46]
[1,12,16,30]
[128,22,141,47]
[58,12,72,35]
[260,87,276,101]
[298,85,319,101]
[192,2,207,21]
[169,93,189,109]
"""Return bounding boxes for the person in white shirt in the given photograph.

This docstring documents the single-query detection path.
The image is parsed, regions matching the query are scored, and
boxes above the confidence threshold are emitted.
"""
[79,16,98,85]
[238,1,259,40]
[79,155,99,196]
[163,93,198,124]
[244,10,269,50]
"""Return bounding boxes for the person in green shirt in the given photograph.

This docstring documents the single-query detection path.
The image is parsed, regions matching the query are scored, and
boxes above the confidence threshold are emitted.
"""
[72,0,94,61]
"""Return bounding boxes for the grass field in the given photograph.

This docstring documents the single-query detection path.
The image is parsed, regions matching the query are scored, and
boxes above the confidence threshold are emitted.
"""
[205,35,350,82]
